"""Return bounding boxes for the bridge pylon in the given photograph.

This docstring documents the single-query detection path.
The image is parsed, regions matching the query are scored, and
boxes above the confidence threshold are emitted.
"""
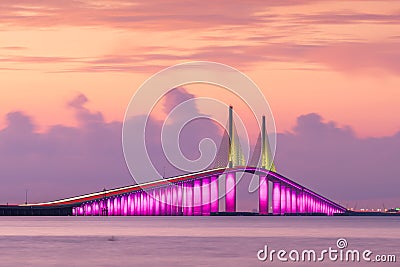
[227,106,275,171]
[228,106,245,168]
[261,115,276,172]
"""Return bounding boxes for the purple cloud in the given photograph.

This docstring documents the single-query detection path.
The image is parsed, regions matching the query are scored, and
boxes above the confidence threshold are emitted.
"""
[124,88,225,180]
[0,98,130,204]
[275,113,400,209]
[0,89,224,204]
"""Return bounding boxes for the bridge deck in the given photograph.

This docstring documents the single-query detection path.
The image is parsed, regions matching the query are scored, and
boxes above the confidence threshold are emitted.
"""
[30,167,345,212]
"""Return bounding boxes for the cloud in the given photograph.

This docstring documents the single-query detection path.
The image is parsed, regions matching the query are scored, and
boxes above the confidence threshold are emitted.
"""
[0,55,76,64]
[188,41,400,74]
[3,41,399,76]
[0,0,314,29]
[68,93,88,109]
[275,113,400,209]
[0,88,224,204]
[290,12,400,25]
[0,1,398,33]
[305,42,400,74]
[4,111,36,133]
[2,1,399,75]
[0,96,129,204]
[40,40,400,75]
[0,46,27,50]
[67,93,104,125]
[123,87,225,180]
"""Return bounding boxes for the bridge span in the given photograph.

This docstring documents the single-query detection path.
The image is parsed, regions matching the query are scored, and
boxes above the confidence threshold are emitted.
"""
[34,166,346,216]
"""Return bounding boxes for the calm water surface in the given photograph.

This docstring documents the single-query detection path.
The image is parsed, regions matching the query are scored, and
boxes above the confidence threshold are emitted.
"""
[0,217,398,266]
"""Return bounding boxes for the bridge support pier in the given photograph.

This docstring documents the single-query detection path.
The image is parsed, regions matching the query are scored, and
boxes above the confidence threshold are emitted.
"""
[291,190,297,213]
[106,199,111,216]
[110,197,117,216]
[210,176,219,213]
[91,202,95,216]
[272,181,281,215]
[149,190,154,215]
[93,202,97,216]
[194,180,202,216]
[310,195,314,213]
[304,193,309,213]
[164,187,169,215]
[177,184,183,215]
[171,186,177,216]
[118,196,122,216]
[184,181,194,216]
[112,198,116,216]
[88,202,93,216]
[108,199,113,216]
[286,187,291,214]
[119,196,123,216]
[154,189,160,215]
[114,197,118,215]
[280,184,286,215]
[160,189,166,215]
[297,191,302,213]
[166,187,171,216]
[149,191,154,216]
[225,172,236,212]
[148,192,152,215]
[314,199,318,213]
[259,175,268,214]
[122,195,127,216]
[130,193,135,215]
[183,183,188,216]
[202,178,211,215]
[126,195,131,215]
[138,192,143,215]
[144,192,149,215]
[135,193,140,215]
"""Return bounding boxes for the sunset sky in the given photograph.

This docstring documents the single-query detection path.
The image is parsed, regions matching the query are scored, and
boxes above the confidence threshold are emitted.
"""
[0,1,399,208]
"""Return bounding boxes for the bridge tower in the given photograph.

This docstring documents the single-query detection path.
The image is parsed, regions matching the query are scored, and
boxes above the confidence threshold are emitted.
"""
[261,115,276,172]
[228,106,245,168]
[226,106,275,171]
[226,106,236,212]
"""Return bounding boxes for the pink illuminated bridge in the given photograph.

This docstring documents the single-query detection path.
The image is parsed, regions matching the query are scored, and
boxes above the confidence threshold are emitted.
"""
[32,166,347,216]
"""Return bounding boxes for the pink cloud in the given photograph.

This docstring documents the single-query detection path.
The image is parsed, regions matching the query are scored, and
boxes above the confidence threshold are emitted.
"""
[0,46,27,50]
[0,0,350,30]
[305,42,400,74]
[1,1,399,75]
[3,40,399,75]
[0,55,77,64]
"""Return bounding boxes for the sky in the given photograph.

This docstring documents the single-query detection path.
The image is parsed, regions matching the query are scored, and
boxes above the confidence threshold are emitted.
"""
[0,0,399,209]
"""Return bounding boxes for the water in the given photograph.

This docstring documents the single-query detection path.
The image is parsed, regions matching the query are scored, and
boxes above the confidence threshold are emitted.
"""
[0,217,398,266]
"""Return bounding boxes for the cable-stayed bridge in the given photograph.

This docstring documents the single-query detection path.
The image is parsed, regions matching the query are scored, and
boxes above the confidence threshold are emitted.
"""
[32,106,346,216]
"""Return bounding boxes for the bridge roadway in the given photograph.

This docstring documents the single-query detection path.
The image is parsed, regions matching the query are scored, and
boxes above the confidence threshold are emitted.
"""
[31,166,346,216]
